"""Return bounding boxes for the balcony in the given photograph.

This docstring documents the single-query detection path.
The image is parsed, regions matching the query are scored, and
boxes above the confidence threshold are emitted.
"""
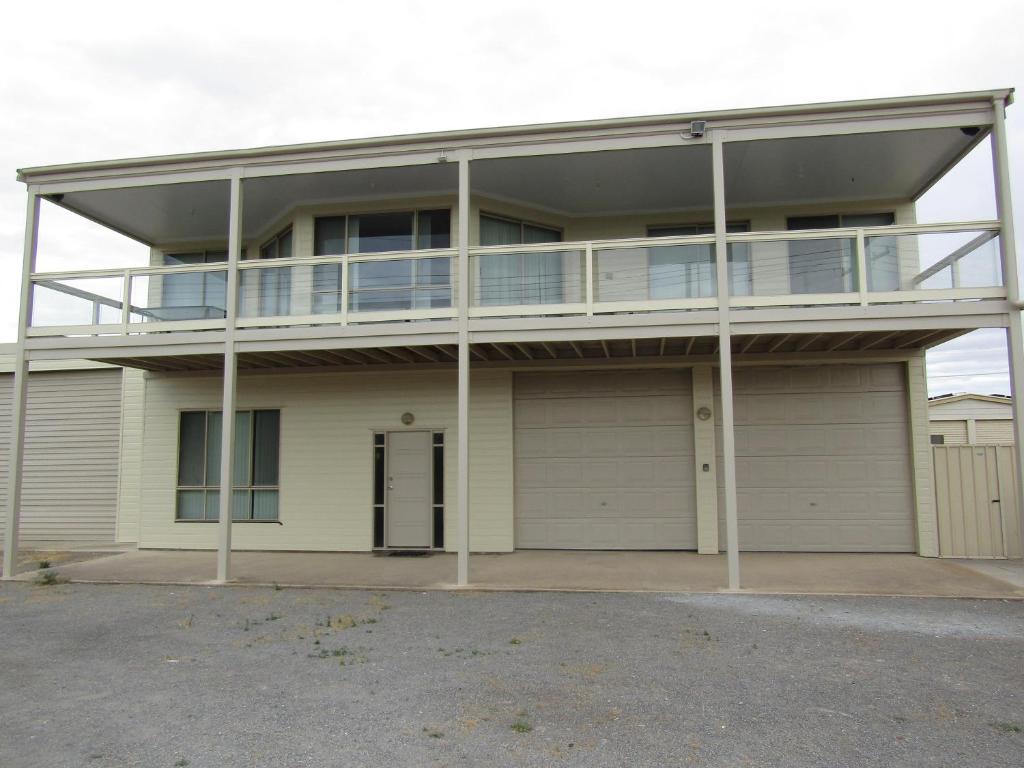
[26,220,1005,339]
[13,88,1017,371]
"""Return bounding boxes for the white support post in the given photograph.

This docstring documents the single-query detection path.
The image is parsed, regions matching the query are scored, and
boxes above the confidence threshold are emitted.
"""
[991,95,1024,554]
[457,157,471,586]
[2,191,40,580]
[712,136,741,590]
[121,270,132,333]
[855,229,869,306]
[216,173,243,583]
[340,253,349,326]
[584,242,594,316]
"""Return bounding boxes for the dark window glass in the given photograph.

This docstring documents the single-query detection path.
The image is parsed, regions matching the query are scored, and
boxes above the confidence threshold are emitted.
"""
[417,209,451,249]
[314,217,347,256]
[433,444,444,506]
[787,215,842,231]
[373,507,385,548]
[930,434,945,445]
[253,410,280,486]
[373,442,385,506]
[349,212,414,253]
[433,507,444,549]
[178,412,206,486]
[523,223,561,244]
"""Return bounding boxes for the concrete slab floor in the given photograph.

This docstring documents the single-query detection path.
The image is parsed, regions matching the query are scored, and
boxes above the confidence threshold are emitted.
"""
[11,548,1024,598]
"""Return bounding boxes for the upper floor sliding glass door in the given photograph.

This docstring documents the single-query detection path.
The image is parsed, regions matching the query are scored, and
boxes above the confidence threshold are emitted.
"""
[786,213,896,294]
[477,214,564,306]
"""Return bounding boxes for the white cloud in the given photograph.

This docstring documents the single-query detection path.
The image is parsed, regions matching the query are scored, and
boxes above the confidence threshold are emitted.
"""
[1,0,1022,398]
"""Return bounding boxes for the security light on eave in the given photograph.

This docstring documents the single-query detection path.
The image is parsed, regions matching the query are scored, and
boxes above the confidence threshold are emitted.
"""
[688,120,706,137]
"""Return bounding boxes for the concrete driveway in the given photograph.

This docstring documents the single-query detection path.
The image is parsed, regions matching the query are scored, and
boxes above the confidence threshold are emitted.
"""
[11,548,1024,598]
[0,582,1021,767]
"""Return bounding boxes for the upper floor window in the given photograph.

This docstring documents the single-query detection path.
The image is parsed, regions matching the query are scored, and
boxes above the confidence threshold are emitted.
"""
[787,212,896,293]
[311,210,452,313]
[159,249,228,321]
[478,214,564,306]
[260,227,293,260]
[479,214,560,246]
[647,222,751,298]
[313,209,451,256]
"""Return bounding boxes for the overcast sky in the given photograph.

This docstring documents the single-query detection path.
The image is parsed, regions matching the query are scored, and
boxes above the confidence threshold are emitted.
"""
[1,0,1022,395]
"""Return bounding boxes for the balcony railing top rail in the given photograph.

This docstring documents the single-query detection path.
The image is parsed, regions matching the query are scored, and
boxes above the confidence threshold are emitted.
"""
[25,220,1006,339]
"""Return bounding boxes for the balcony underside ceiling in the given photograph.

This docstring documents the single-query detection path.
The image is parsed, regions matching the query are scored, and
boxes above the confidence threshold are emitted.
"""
[95,328,968,372]
[48,126,984,246]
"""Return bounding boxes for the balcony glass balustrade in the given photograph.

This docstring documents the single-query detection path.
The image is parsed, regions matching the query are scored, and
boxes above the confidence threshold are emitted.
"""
[25,221,1005,337]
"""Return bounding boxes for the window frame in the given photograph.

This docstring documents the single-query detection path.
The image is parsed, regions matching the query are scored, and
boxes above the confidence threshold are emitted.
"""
[478,212,562,246]
[312,209,453,313]
[645,221,752,298]
[785,212,897,294]
[477,213,565,306]
[175,409,282,523]
[160,249,230,319]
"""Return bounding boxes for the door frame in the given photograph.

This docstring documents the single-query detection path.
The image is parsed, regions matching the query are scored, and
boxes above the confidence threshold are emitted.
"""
[373,428,446,551]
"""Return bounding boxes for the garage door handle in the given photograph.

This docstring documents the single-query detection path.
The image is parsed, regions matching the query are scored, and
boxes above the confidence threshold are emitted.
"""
[992,499,1000,503]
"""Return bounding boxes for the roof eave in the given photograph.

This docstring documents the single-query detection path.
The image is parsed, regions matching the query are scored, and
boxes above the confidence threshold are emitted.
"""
[15,88,1015,184]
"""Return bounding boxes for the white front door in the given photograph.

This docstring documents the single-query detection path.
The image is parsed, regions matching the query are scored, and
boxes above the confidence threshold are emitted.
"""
[386,431,432,548]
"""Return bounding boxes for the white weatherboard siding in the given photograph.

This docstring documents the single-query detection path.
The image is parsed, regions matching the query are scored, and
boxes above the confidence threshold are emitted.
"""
[513,370,696,549]
[115,369,146,543]
[717,364,917,552]
[0,369,123,548]
[138,369,513,552]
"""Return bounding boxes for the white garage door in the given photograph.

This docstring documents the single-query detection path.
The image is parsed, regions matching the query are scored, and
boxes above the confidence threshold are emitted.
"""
[514,370,696,549]
[719,364,915,552]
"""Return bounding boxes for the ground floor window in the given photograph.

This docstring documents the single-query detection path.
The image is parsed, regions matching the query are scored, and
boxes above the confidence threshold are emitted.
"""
[176,409,280,521]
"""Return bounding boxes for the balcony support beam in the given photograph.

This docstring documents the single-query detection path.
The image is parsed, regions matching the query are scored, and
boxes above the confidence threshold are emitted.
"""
[2,191,40,580]
[456,157,471,587]
[713,134,741,591]
[991,96,1024,553]
[215,172,243,584]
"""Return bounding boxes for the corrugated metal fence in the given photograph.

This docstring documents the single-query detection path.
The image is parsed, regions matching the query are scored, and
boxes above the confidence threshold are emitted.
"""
[933,445,1022,558]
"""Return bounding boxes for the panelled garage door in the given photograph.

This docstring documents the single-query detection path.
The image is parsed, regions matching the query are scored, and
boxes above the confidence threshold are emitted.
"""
[514,370,695,549]
[719,364,915,552]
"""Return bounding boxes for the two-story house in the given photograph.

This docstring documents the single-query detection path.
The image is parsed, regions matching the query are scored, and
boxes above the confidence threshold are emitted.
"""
[4,89,1022,588]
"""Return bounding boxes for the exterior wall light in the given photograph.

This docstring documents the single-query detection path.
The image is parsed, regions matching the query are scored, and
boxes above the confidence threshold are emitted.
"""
[401,412,415,425]
[696,406,712,421]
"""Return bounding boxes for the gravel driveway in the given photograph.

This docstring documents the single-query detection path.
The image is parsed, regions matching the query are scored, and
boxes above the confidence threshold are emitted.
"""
[0,583,1021,767]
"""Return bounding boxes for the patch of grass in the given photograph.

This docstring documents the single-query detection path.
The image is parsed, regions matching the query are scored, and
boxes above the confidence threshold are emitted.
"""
[272,582,282,591]
[174,760,190,767]
[991,721,1022,733]
[511,720,533,734]
[34,569,66,586]
[509,638,522,645]
[37,559,51,570]
[422,727,444,739]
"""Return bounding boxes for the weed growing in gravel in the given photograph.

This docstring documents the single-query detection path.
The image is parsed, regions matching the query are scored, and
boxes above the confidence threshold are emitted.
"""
[37,560,51,570]
[511,720,533,733]
[174,759,190,767]
[509,638,522,645]
[34,569,66,586]
[992,722,1022,733]
[422,727,444,739]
